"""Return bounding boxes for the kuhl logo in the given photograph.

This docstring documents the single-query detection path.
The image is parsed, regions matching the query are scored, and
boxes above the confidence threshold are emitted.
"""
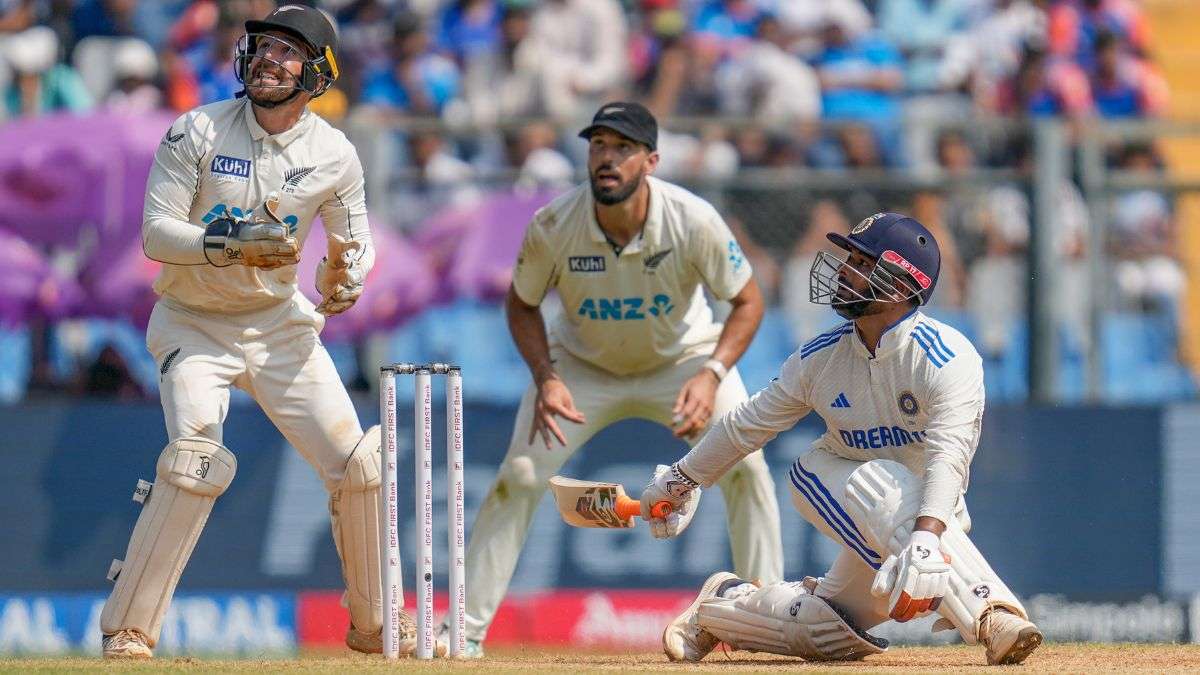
[211,155,251,179]
[577,295,673,320]
[569,256,606,273]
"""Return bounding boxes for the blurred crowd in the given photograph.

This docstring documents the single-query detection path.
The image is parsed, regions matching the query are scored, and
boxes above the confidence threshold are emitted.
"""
[0,0,1190,400]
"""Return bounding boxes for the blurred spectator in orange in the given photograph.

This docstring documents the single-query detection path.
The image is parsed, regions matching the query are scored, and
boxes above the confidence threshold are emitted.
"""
[103,37,161,112]
[1109,144,1184,313]
[2,25,92,116]
[1089,30,1167,119]
[989,42,1091,119]
[361,10,460,116]
[1049,0,1149,69]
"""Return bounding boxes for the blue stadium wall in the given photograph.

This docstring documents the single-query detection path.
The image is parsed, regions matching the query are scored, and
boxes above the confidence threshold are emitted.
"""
[3,397,1196,604]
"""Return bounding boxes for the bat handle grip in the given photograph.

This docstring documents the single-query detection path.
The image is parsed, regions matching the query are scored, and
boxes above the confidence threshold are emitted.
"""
[615,497,674,521]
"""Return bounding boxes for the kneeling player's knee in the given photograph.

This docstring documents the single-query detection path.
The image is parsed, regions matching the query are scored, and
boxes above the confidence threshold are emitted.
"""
[159,437,236,497]
[843,460,921,553]
[338,425,381,493]
[497,455,544,494]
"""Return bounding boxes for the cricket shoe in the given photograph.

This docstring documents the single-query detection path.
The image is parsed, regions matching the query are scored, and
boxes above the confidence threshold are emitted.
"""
[979,608,1042,665]
[663,571,746,662]
[102,629,152,659]
[347,609,448,656]
[436,623,484,658]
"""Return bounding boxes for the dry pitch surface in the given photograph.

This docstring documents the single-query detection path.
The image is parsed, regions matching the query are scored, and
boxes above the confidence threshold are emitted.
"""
[4,644,1200,674]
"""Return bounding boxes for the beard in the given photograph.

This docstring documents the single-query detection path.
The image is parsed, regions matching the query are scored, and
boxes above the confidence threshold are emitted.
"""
[245,65,299,106]
[590,167,644,205]
[832,284,884,320]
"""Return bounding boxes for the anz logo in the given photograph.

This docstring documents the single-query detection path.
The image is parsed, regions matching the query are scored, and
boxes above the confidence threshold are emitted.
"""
[578,294,674,320]
[201,203,299,235]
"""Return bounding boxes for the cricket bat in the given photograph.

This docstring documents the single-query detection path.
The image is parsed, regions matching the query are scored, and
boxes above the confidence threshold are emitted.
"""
[547,475,672,529]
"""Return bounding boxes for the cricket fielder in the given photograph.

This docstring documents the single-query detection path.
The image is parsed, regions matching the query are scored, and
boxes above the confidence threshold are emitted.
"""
[447,102,784,657]
[642,213,1043,665]
[99,5,415,658]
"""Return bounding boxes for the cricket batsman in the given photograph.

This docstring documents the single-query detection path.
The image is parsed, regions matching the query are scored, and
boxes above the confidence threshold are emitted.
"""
[447,102,784,657]
[642,213,1043,665]
[99,5,414,658]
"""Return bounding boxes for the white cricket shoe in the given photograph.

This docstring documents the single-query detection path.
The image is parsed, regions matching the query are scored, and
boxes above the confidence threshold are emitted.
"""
[663,571,742,662]
[435,623,485,659]
[102,629,152,659]
[979,608,1042,665]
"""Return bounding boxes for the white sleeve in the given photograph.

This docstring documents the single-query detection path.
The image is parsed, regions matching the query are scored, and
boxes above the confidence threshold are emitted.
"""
[318,143,375,278]
[142,114,208,265]
[918,355,985,525]
[678,351,813,487]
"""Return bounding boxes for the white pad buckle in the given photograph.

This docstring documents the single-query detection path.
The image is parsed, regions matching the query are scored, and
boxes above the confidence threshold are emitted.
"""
[132,479,153,504]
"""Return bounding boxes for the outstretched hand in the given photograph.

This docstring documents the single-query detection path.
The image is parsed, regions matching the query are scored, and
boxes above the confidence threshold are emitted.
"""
[528,376,585,448]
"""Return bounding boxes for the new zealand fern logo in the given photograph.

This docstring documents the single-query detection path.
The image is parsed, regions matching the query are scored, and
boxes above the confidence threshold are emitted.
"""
[642,248,673,273]
[282,166,316,192]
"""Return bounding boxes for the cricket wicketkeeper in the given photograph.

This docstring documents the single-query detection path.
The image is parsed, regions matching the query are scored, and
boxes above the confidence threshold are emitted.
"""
[99,5,416,659]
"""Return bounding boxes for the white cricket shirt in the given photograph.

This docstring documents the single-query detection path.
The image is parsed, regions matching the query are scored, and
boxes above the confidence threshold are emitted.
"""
[681,310,985,525]
[142,97,373,313]
[511,176,752,376]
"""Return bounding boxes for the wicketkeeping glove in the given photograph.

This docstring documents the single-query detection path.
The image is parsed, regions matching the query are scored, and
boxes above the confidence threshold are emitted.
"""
[870,530,951,622]
[640,463,701,539]
[315,233,365,316]
[202,194,299,268]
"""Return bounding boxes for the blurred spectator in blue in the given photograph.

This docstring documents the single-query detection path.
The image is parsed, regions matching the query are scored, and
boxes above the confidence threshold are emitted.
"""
[1109,144,1184,314]
[458,0,541,127]
[1049,0,1149,70]
[361,11,460,116]
[104,37,162,112]
[187,7,244,105]
[333,0,397,100]
[1089,30,1167,118]
[2,25,92,116]
[71,0,138,44]
[939,0,1047,103]
[528,0,627,120]
[437,0,501,65]
[716,14,821,132]
[811,7,904,165]
[692,0,762,56]
[767,0,871,59]
[989,42,1091,119]
[878,0,972,94]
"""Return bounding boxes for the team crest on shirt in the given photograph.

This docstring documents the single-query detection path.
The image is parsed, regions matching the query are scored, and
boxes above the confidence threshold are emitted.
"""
[642,248,672,273]
[898,390,920,416]
[281,166,316,193]
[851,213,885,235]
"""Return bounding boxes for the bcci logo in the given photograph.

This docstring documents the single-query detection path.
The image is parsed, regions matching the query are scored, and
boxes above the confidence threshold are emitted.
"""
[851,213,884,235]
[898,391,920,416]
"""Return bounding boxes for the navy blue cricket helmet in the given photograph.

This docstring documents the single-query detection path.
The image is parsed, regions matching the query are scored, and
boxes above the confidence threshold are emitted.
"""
[809,212,942,311]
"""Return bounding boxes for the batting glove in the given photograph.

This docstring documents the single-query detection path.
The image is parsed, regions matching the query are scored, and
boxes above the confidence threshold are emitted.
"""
[870,530,951,622]
[640,463,701,539]
[315,233,365,316]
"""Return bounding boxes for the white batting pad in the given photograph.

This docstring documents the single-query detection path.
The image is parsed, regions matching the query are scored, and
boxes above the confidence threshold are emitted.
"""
[842,460,1027,644]
[697,582,887,661]
[100,437,236,644]
[330,425,384,634]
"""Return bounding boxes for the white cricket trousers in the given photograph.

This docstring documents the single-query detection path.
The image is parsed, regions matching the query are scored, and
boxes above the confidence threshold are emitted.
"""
[462,348,785,641]
[147,296,363,490]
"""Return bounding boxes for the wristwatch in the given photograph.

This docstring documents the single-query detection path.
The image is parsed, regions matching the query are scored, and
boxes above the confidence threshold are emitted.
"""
[702,358,728,382]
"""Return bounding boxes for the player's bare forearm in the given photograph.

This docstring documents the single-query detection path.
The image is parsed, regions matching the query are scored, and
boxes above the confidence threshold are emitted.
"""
[505,285,557,385]
[710,278,765,370]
